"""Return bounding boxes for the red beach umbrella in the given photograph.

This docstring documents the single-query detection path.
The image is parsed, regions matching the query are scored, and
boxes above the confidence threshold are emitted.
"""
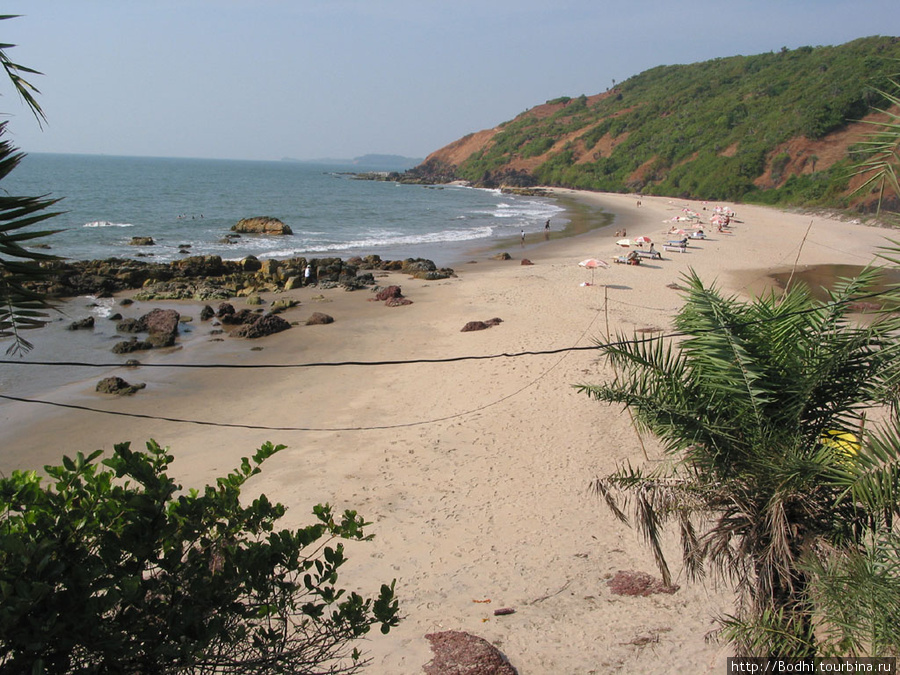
[579,258,609,285]
[634,235,652,245]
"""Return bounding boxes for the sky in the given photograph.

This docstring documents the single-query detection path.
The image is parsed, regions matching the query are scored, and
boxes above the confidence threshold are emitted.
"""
[2,1,899,162]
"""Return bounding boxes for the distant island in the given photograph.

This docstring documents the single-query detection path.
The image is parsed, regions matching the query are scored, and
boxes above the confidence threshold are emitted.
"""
[281,154,424,171]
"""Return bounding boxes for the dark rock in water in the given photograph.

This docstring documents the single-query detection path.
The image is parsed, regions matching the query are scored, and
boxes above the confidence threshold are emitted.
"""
[492,252,512,261]
[232,217,293,235]
[229,313,291,339]
[67,316,95,330]
[424,631,517,675]
[96,376,146,396]
[220,308,257,325]
[216,302,235,318]
[200,305,215,321]
[108,312,122,321]
[112,337,154,354]
[116,317,143,333]
[129,236,155,246]
[141,308,180,347]
[305,312,334,325]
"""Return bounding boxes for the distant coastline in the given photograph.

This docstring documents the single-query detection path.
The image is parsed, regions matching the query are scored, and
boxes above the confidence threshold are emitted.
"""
[280,153,423,171]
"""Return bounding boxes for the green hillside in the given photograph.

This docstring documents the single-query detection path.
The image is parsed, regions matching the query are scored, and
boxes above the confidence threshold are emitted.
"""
[408,36,900,210]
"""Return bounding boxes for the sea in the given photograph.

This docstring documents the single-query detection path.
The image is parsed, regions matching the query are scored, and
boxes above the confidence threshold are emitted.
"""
[4,153,566,268]
[0,153,571,400]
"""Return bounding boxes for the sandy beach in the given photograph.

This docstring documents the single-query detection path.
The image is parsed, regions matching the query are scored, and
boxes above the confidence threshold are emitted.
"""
[0,190,893,673]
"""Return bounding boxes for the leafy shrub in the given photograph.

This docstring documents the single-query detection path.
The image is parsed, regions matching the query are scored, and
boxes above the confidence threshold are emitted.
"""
[0,441,399,674]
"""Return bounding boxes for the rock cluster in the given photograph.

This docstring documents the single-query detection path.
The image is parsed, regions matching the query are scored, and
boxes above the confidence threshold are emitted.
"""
[111,308,181,353]
[373,285,413,306]
[29,254,454,301]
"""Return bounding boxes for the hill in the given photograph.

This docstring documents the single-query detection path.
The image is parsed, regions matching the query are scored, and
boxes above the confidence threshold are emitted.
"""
[403,36,900,211]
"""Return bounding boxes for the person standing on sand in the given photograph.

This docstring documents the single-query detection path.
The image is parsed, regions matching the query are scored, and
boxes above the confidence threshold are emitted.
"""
[521,229,525,245]
[304,264,313,286]
[545,219,550,231]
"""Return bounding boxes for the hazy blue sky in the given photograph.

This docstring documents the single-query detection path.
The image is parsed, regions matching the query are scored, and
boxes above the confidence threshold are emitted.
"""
[2,1,898,162]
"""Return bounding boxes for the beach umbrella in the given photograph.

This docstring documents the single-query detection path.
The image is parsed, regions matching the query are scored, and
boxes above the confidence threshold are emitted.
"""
[579,258,609,285]
[634,235,652,245]
[616,238,632,247]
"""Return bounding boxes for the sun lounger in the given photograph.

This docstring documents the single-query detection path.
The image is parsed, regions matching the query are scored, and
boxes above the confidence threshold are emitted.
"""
[614,254,641,265]
[663,244,687,253]
[666,238,688,247]
[635,250,662,260]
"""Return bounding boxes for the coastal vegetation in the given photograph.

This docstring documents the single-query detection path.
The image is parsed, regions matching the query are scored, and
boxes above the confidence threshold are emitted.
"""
[0,441,399,673]
[579,78,900,658]
[0,19,400,674]
[0,17,62,355]
[405,36,900,212]
[580,268,900,656]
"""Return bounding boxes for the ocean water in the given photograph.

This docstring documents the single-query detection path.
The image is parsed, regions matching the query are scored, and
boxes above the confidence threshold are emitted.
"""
[4,153,565,267]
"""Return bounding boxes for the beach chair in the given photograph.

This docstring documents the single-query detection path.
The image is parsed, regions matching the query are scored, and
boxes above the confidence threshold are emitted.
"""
[635,249,661,260]
[614,252,641,265]
[664,238,687,252]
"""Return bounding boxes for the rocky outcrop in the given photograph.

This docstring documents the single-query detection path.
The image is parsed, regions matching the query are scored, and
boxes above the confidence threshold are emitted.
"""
[142,308,180,347]
[28,255,453,300]
[232,217,293,235]
[424,631,517,675]
[305,312,333,325]
[229,313,291,339]
[373,285,413,307]
[111,337,154,354]
[96,376,146,395]
[461,317,503,332]
[111,308,180,351]
[129,236,155,246]
[67,317,95,330]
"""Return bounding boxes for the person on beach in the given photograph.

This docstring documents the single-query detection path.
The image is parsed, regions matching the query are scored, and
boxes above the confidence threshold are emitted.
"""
[304,264,313,286]
[545,219,550,231]
[521,229,525,245]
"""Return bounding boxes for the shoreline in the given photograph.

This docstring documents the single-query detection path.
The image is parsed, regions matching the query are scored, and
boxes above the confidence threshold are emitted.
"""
[1,190,895,673]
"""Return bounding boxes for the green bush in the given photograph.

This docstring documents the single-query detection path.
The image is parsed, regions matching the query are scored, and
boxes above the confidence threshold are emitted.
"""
[0,441,399,674]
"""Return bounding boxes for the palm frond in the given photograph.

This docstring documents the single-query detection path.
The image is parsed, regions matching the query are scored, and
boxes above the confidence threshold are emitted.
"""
[0,17,46,128]
[804,534,900,657]
[848,80,900,217]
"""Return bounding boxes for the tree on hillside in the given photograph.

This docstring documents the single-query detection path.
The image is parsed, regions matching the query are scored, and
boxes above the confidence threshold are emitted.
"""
[0,15,63,355]
[849,79,900,218]
[578,268,900,656]
[0,441,400,673]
